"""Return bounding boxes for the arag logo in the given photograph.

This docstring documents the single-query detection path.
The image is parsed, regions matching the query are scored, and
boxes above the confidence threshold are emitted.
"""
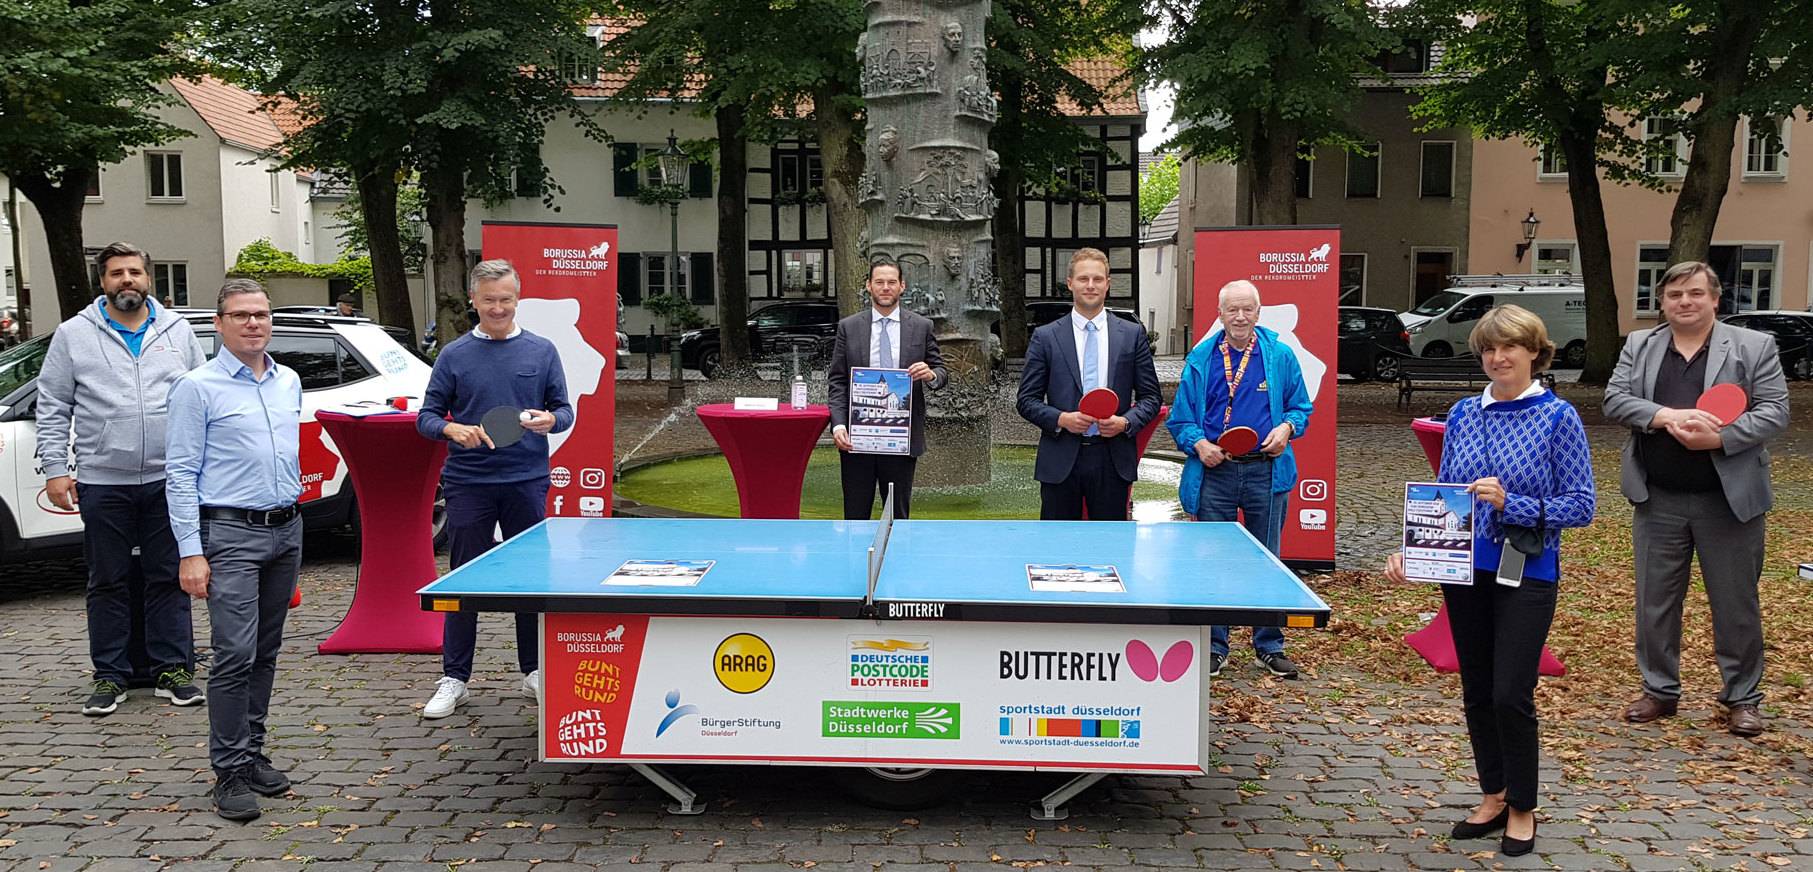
[848,637,931,690]
[713,633,774,694]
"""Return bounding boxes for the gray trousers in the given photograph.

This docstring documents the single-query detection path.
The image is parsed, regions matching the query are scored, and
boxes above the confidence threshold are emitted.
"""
[1633,486,1766,707]
[203,516,302,774]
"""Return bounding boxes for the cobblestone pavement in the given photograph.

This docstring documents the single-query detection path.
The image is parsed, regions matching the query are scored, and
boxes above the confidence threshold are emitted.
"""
[4,382,1812,871]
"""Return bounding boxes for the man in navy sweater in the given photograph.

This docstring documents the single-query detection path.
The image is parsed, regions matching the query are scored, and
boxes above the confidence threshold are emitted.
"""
[416,259,574,719]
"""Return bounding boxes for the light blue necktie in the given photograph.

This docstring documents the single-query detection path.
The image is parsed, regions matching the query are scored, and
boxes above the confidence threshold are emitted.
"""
[1083,320,1100,436]
[878,316,895,369]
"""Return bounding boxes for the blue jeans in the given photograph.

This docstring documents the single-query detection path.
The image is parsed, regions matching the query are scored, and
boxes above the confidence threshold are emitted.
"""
[78,481,192,683]
[1195,459,1288,657]
[441,479,547,681]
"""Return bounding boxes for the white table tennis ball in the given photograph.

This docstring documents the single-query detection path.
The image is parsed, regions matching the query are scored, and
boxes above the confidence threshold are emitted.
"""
[519,410,534,423]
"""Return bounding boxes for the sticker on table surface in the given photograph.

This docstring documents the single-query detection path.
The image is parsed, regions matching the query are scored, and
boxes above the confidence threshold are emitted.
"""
[1402,482,1474,585]
[1026,563,1125,593]
[604,559,714,587]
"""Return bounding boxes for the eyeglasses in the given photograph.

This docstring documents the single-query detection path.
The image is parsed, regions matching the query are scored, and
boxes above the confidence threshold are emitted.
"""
[222,311,272,325]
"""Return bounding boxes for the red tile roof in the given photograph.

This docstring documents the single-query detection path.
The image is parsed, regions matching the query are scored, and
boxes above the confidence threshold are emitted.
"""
[579,18,1140,119]
[265,95,310,139]
[1060,57,1143,119]
[168,76,287,152]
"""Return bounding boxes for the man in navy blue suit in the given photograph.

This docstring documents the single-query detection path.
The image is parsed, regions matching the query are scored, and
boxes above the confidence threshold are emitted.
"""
[1016,248,1162,520]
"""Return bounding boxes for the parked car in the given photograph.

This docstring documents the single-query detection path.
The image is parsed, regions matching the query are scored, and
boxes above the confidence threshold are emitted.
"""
[1721,311,1813,380]
[1402,277,1587,367]
[1338,306,1413,381]
[680,299,841,378]
[0,312,439,562]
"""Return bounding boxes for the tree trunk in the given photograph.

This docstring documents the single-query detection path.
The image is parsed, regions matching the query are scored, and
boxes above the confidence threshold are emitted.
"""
[715,104,752,367]
[1665,8,1763,266]
[992,162,1027,358]
[422,165,470,348]
[1559,128,1619,385]
[813,84,868,318]
[12,167,96,323]
[357,163,415,336]
[993,69,1029,359]
[1248,117,1299,226]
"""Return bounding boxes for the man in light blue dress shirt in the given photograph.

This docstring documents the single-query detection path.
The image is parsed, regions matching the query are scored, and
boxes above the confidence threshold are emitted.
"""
[165,279,304,822]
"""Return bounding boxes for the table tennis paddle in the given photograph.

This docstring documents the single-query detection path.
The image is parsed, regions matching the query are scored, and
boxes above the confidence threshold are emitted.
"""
[1217,425,1260,456]
[1079,387,1118,420]
[479,405,529,449]
[1696,383,1747,426]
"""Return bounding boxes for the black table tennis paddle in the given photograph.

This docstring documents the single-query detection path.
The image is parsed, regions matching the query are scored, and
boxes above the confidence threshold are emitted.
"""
[479,405,528,449]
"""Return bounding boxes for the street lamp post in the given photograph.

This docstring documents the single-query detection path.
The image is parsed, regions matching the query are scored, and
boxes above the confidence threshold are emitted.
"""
[1514,209,1541,263]
[658,130,690,404]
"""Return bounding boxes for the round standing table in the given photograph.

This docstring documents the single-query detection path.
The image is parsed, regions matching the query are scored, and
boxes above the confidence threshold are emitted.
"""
[315,410,448,654]
[1403,415,1565,676]
[694,403,831,519]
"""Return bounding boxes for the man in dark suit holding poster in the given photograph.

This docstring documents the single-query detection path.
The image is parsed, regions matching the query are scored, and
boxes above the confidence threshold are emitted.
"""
[1016,248,1162,520]
[828,260,947,519]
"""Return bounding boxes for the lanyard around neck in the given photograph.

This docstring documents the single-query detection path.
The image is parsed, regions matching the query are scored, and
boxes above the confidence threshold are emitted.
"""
[1219,337,1255,430]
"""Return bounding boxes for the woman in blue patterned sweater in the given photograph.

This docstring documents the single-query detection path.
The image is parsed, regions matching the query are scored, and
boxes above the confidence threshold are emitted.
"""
[1385,305,1596,857]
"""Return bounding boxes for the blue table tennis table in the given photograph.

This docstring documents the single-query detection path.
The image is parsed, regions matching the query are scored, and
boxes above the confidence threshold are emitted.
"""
[420,514,1329,818]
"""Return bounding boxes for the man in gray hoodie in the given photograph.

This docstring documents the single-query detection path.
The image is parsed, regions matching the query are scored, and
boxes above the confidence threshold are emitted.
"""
[36,241,210,716]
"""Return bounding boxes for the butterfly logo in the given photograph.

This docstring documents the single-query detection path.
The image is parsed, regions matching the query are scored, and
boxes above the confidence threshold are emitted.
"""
[1123,640,1194,683]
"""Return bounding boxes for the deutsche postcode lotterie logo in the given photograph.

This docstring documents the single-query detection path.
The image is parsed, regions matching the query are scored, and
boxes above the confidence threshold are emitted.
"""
[848,637,931,690]
[713,633,774,694]
[822,701,958,740]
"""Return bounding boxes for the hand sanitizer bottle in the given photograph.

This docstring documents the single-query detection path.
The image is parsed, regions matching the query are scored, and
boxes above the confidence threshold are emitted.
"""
[789,346,808,409]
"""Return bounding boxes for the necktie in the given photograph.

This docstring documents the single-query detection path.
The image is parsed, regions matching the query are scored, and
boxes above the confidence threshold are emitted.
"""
[1083,321,1100,436]
[878,316,895,369]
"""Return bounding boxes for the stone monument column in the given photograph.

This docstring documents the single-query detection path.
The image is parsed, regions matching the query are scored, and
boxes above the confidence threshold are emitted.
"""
[859,0,999,486]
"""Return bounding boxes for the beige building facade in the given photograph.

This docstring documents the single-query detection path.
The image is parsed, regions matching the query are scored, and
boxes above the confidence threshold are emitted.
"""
[1469,113,1810,334]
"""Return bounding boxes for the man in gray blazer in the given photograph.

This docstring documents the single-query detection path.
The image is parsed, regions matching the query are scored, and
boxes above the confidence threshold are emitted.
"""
[827,261,947,519]
[1604,260,1789,737]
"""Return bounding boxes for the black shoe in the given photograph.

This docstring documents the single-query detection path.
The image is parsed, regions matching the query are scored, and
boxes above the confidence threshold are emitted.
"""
[1208,652,1227,677]
[1450,808,1508,839]
[1501,820,1536,857]
[213,768,261,822]
[154,669,205,706]
[246,760,291,797]
[1257,651,1300,679]
[82,680,128,716]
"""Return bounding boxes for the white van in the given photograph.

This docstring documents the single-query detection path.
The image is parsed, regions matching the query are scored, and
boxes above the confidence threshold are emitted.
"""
[1399,275,1588,368]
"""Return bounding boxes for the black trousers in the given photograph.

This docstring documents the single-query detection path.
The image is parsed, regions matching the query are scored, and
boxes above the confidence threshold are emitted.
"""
[1039,442,1131,521]
[1443,570,1558,811]
[840,452,917,519]
[77,481,192,683]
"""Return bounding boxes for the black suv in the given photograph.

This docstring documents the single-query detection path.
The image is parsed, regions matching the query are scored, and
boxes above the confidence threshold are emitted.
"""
[1721,311,1813,380]
[680,299,841,378]
[1338,306,1412,381]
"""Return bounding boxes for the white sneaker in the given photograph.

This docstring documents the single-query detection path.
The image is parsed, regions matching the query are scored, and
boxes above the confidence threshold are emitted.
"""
[422,676,469,719]
[522,670,542,701]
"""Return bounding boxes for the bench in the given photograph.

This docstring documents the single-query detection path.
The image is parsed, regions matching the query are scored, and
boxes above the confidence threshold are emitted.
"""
[1397,354,1555,410]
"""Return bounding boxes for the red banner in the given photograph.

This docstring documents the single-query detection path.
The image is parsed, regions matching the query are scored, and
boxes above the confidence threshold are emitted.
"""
[479,222,619,518]
[1192,227,1339,570]
[541,613,648,760]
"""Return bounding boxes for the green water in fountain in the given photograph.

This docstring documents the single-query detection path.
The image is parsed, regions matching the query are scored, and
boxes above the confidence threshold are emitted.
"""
[618,445,1185,521]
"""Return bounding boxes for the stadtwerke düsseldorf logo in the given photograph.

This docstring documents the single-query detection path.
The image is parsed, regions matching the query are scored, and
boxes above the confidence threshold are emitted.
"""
[822,701,959,739]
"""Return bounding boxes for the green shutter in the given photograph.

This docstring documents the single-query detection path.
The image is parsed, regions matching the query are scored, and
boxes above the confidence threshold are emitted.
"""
[688,160,712,198]
[689,253,715,305]
[619,252,642,305]
[613,143,640,197]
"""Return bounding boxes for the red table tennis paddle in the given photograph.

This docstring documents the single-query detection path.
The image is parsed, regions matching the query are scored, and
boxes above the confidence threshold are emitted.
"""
[479,405,529,449]
[1217,425,1260,456]
[1079,387,1118,421]
[1696,383,1747,426]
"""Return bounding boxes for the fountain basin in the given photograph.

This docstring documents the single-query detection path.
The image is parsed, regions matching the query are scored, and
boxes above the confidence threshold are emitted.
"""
[616,445,1187,521]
